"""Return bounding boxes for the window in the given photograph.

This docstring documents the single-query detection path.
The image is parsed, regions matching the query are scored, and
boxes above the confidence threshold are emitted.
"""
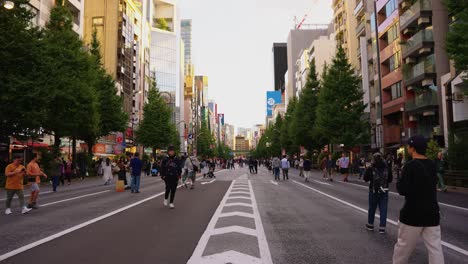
[384,0,398,17]
[386,23,399,44]
[388,51,401,72]
[92,17,104,26]
[391,82,402,100]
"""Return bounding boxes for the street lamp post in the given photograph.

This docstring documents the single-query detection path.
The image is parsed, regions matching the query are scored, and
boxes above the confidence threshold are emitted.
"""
[3,1,14,9]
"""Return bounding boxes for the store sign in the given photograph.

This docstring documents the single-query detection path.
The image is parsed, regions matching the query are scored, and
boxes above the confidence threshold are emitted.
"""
[266,91,282,116]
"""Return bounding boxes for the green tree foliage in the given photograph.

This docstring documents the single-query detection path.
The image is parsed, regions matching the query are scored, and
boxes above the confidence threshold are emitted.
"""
[197,118,215,158]
[448,129,468,170]
[0,0,44,140]
[155,18,171,31]
[136,81,173,157]
[39,0,99,152]
[445,0,468,73]
[292,59,321,152]
[216,143,233,160]
[426,139,440,160]
[315,45,369,148]
[281,97,299,155]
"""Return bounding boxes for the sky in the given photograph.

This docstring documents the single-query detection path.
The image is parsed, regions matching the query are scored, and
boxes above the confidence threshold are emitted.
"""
[178,0,333,130]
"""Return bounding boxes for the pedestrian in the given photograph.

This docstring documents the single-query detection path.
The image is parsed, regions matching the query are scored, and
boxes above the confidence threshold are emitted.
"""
[50,156,63,192]
[248,157,254,174]
[364,152,392,234]
[298,156,304,177]
[435,152,447,192]
[254,159,258,174]
[393,135,444,264]
[184,154,200,189]
[102,158,113,185]
[60,158,66,186]
[26,153,47,209]
[394,153,403,180]
[272,156,281,181]
[320,156,328,180]
[129,153,143,193]
[4,157,32,215]
[386,153,393,181]
[117,157,129,189]
[281,155,289,180]
[161,145,182,209]
[303,156,312,182]
[326,154,335,182]
[358,155,366,180]
[64,159,73,185]
[339,152,350,182]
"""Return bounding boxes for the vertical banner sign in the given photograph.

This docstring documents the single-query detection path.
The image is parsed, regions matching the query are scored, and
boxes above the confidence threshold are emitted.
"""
[218,114,224,126]
[266,91,282,117]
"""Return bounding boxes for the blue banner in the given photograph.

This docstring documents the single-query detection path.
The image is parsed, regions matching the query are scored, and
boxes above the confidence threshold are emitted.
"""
[266,91,282,116]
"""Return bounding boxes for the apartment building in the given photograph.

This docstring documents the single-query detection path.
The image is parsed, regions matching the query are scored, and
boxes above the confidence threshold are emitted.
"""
[332,0,360,71]
[29,0,85,36]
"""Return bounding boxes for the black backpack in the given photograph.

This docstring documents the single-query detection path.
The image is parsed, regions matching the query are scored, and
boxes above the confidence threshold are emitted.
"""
[372,165,389,194]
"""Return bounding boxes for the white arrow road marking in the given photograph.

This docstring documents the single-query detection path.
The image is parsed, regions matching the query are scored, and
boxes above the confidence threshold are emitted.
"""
[270,180,278,186]
[41,190,111,207]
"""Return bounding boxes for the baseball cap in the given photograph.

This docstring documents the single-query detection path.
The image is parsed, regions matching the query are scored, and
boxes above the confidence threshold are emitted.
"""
[167,145,175,151]
[406,135,428,152]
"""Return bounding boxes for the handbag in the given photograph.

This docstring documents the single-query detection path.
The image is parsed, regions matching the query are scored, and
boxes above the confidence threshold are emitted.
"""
[190,158,199,172]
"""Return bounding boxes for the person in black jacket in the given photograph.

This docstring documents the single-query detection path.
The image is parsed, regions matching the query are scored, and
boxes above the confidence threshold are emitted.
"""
[160,145,183,209]
[392,135,444,264]
[364,152,392,234]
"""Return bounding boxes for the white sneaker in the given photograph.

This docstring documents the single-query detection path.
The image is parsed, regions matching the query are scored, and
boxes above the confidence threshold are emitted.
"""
[169,203,175,209]
[22,207,32,214]
[163,199,168,207]
[5,208,12,215]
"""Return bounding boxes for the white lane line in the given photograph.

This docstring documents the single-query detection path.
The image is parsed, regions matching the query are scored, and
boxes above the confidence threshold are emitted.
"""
[335,178,468,212]
[223,202,253,208]
[270,180,278,186]
[313,180,331,186]
[0,191,53,201]
[249,180,273,263]
[229,191,251,195]
[0,177,202,262]
[292,180,468,257]
[41,190,111,207]
[201,179,216,185]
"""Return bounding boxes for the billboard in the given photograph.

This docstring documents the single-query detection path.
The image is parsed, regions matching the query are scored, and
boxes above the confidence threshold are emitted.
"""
[266,91,282,116]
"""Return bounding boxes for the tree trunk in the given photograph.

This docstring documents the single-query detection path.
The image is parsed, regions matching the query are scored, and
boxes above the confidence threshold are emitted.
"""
[54,134,61,156]
[72,137,77,166]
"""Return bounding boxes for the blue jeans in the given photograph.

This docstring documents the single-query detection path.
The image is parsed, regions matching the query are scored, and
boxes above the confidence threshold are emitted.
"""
[359,168,365,178]
[368,191,388,227]
[52,176,60,191]
[273,168,280,180]
[131,175,141,192]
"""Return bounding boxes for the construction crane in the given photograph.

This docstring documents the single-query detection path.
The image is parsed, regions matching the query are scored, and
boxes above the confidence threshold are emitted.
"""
[295,14,308,29]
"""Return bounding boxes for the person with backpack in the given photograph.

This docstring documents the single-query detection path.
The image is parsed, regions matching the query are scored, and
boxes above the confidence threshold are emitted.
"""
[364,152,392,234]
[393,135,444,264]
[184,154,200,189]
[160,146,183,209]
[303,157,312,182]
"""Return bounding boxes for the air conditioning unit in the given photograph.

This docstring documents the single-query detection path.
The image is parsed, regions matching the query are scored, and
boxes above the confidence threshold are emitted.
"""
[422,78,434,86]
[418,17,430,26]
[405,57,417,64]
[401,1,411,10]
[409,115,418,122]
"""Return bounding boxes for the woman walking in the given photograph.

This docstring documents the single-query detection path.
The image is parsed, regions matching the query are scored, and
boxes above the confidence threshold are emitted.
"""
[102,158,113,185]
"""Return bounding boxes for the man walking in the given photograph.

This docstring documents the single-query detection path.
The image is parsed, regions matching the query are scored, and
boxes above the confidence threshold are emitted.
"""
[272,156,281,181]
[364,152,392,234]
[281,155,289,180]
[26,154,47,209]
[4,157,32,215]
[435,152,447,192]
[184,154,200,189]
[50,156,63,192]
[303,156,312,182]
[326,154,335,182]
[129,152,143,193]
[298,156,304,177]
[393,135,444,264]
[339,153,350,182]
[254,159,258,174]
[161,146,182,209]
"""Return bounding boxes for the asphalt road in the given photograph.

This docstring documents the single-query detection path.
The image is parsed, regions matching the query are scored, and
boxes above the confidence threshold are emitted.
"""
[0,166,467,264]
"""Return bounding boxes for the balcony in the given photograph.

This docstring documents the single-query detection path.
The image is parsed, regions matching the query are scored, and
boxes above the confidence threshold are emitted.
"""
[401,29,434,59]
[354,0,364,18]
[400,0,432,31]
[356,20,366,36]
[384,125,401,144]
[405,90,439,114]
[403,54,436,86]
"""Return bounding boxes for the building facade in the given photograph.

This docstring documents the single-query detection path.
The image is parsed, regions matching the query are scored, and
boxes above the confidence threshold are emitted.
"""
[272,43,288,92]
[29,0,85,36]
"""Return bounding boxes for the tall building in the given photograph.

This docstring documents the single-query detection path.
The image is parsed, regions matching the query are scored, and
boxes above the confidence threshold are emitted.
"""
[332,0,360,71]
[272,43,288,92]
[235,136,250,152]
[181,19,194,153]
[181,19,193,74]
[29,0,85,36]
[84,0,151,149]
[285,26,330,109]
[224,124,235,149]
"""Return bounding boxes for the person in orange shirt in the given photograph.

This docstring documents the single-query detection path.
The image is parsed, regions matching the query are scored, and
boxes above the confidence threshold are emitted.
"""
[26,153,47,209]
[4,157,32,215]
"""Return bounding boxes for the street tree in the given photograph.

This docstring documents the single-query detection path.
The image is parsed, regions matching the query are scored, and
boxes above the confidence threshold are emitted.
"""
[197,118,215,158]
[0,0,44,142]
[136,81,173,158]
[315,45,369,149]
[39,0,99,154]
[445,0,468,74]
[292,59,321,152]
[281,97,299,155]
[270,115,283,157]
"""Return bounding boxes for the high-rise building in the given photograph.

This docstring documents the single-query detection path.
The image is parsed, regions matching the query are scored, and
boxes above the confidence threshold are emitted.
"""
[224,124,235,149]
[29,0,85,36]
[181,19,193,74]
[332,0,360,71]
[272,43,288,92]
[181,19,194,153]
[235,136,250,152]
[285,26,330,109]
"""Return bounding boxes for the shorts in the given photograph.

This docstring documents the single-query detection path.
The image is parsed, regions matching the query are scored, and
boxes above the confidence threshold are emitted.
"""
[340,168,349,174]
[30,182,40,192]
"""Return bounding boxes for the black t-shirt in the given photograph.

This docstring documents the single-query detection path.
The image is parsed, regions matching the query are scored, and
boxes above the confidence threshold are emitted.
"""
[397,159,440,226]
